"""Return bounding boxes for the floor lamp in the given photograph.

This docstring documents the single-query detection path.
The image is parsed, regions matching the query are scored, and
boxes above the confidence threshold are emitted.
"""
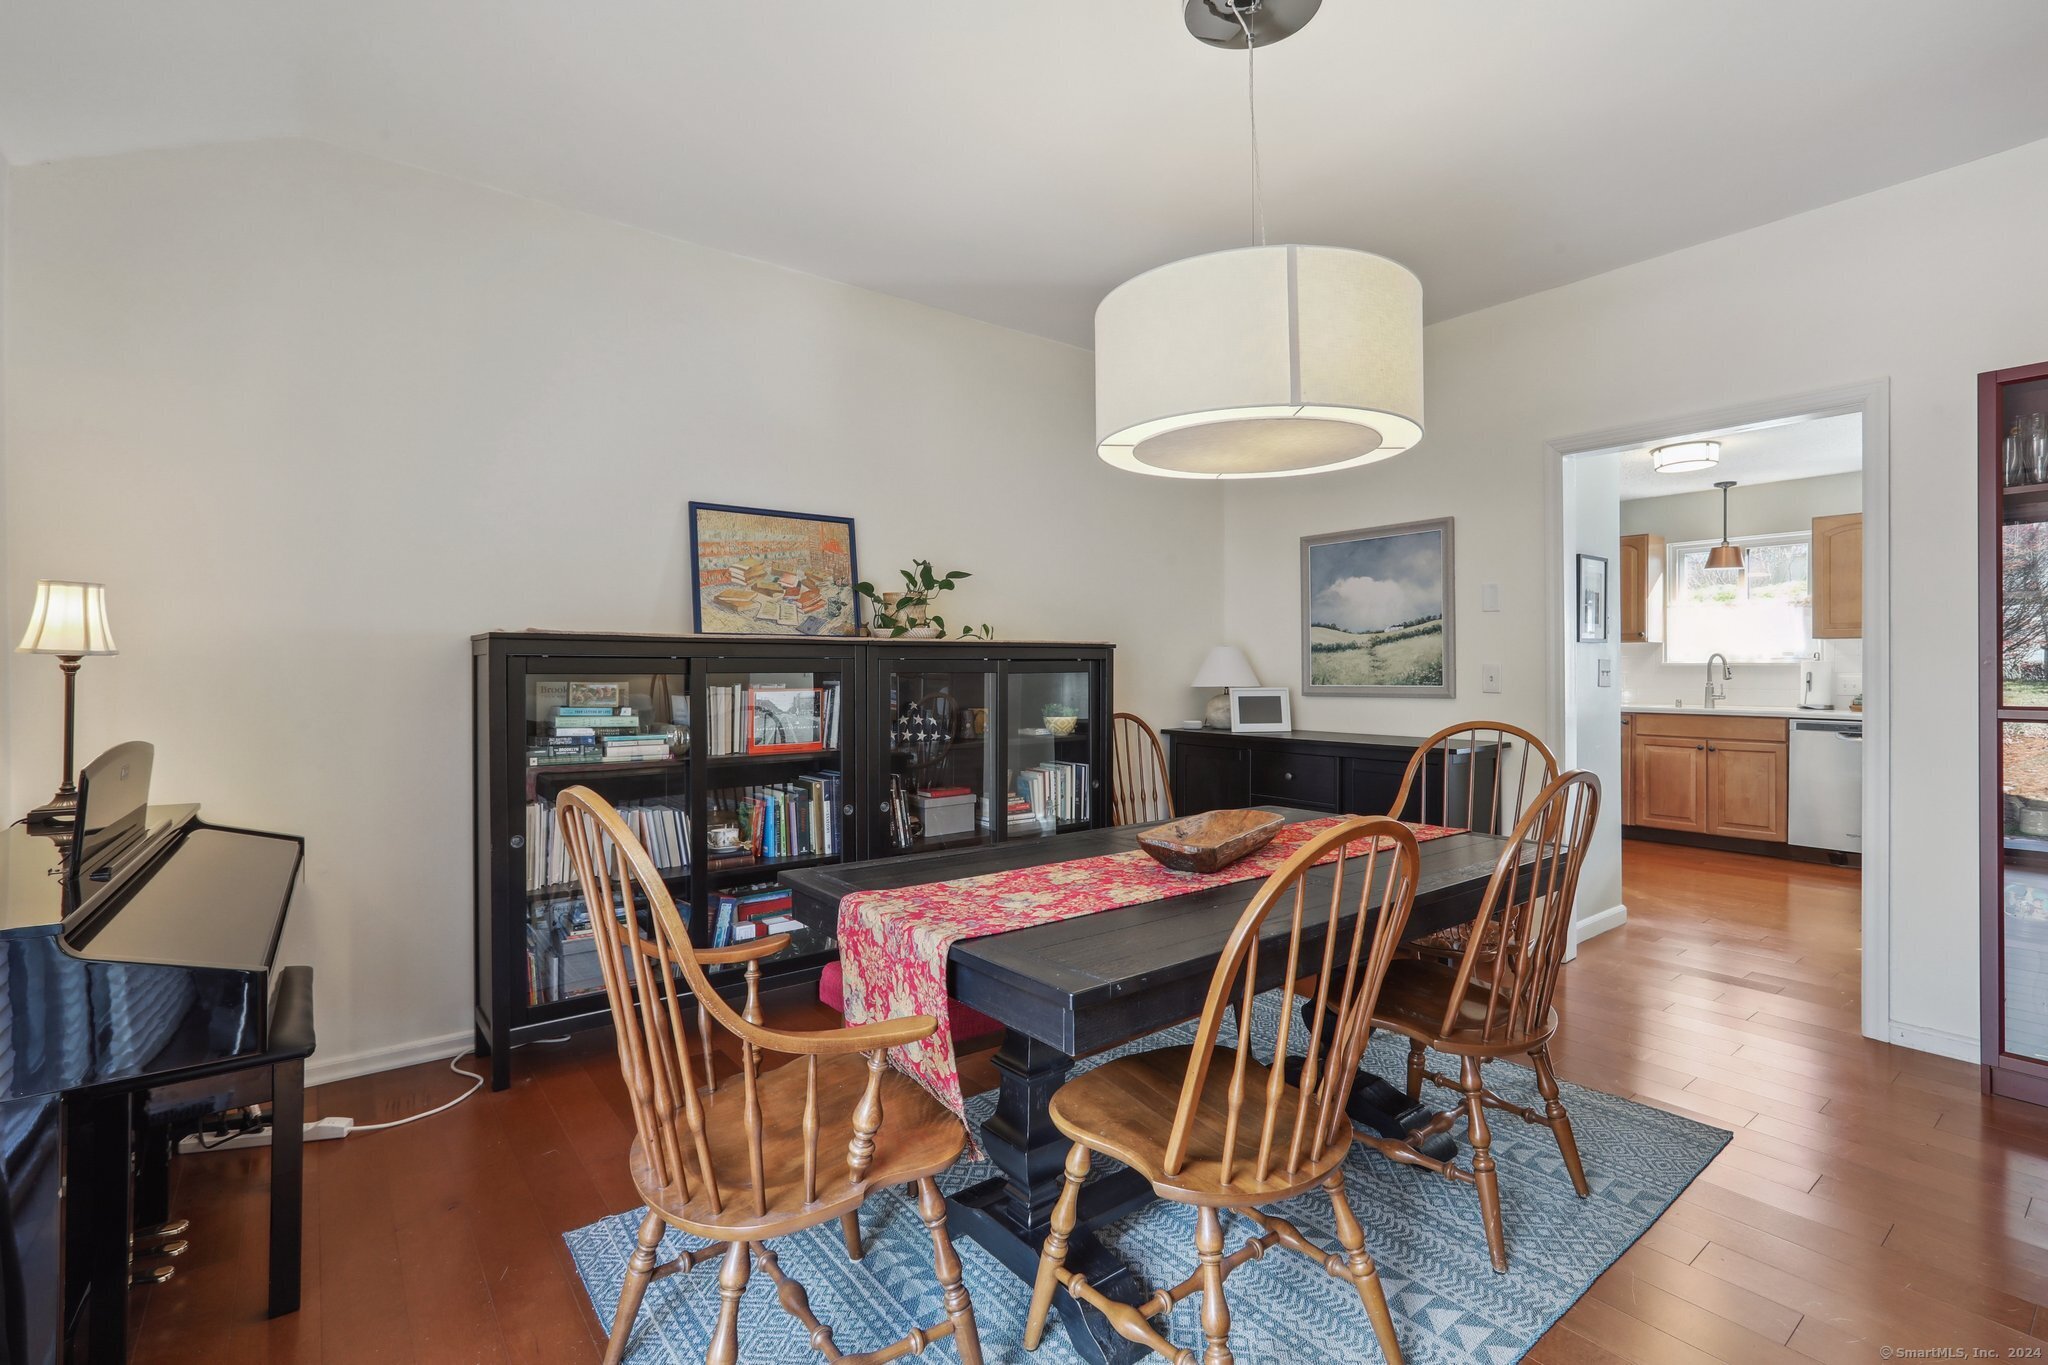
[18,580,118,827]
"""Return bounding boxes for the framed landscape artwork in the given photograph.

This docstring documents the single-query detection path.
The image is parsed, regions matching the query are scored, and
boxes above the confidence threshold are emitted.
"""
[1577,553,1610,642]
[689,502,860,636]
[1300,518,1455,696]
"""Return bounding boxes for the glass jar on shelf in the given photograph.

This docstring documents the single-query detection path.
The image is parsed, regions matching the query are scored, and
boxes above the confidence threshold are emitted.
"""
[2009,418,2027,487]
[2030,412,2048,487]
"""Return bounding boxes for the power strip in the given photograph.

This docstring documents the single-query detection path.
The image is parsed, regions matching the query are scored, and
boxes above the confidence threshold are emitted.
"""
[177,1117,354,1154]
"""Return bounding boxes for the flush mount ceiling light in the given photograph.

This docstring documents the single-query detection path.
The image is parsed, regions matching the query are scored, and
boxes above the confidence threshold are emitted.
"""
[1707,480,1746,570]
[1651,440,1722,474]
[1093,1,1424,480]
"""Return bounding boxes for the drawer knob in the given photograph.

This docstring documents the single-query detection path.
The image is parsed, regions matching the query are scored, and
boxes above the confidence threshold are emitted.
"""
[1284,771,1294,781]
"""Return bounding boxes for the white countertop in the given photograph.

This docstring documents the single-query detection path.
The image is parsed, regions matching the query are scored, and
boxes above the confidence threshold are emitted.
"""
[1622,703,1862,722]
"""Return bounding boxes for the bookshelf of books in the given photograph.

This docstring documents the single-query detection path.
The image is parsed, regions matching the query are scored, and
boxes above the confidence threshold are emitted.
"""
[473,632,1112,1088]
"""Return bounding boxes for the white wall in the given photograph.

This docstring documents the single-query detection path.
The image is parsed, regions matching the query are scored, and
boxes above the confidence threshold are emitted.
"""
[1225,133,2048,1056]
[0,139,1224,1078]
[1621,471,1864,710]
[1562,452,1622,931]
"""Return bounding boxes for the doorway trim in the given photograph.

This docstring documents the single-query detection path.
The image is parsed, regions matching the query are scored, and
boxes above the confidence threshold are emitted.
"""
[1543,379,1892,1045]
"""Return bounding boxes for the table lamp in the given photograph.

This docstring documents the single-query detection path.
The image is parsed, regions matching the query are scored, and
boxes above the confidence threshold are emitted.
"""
[17,580,118,826]
[1192,645,1259,729]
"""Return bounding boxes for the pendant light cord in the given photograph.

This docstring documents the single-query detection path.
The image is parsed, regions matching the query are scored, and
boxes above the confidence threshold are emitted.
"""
[1232,4,1267,247]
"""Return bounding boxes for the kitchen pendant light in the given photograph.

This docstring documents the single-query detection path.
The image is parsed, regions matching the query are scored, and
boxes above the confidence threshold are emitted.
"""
[1093,1,1424,479]
[1707,480,1746,570]
[1651,439,1720,474]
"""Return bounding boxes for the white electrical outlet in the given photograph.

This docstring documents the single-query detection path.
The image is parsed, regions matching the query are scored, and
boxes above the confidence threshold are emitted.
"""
[1481,583,1500,612]
[178,1117,354,1154]
[1482,663,1503,693]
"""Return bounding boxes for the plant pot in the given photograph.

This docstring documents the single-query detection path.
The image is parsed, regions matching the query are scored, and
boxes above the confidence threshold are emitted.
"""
[1045,714,1079,736]
[903,625,943,638]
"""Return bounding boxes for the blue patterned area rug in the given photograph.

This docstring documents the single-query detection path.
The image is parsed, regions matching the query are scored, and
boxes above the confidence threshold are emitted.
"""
[565,993,1729,1364]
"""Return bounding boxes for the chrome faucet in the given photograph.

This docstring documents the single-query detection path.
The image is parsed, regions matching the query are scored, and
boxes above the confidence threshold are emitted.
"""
[1705,653,1732,709]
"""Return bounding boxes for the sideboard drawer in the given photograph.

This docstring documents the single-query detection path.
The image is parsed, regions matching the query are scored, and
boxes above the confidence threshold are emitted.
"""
[1250,751,1338,809]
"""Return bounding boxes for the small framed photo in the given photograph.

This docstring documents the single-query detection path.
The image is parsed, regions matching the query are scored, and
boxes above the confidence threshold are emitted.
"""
[747,686,828,754]
[1576,554,1609,643]
[567,681,623,707]
[1228,687,1293,733]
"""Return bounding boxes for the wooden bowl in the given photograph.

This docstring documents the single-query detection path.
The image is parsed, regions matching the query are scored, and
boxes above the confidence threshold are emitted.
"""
[1137,809,1286,874]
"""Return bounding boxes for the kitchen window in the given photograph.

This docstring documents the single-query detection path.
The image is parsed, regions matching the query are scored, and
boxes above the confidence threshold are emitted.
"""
[1663,533,1812,664]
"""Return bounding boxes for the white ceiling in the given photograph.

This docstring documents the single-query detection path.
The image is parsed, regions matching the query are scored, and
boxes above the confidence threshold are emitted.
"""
[7,2,2048,346]
[1616,413,1863,501]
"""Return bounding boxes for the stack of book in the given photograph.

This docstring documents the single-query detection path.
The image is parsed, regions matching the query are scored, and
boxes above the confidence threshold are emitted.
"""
[529,705,645,766]
[712,882,804,947]
[1016,760,1090,826]
[599,732,675,763]
[979,792,1044,835]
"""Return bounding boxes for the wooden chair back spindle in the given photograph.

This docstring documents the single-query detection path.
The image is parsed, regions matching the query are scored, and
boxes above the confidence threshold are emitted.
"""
[555,785,937,1224]
[1110,712,1174,825]
[1392,721,1558,835]
[1438,770,1600,1046]
[1163,817,1420,1189]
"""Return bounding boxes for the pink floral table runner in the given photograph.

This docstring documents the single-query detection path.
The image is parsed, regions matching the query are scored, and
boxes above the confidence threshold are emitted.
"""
[836,816,1462,1128]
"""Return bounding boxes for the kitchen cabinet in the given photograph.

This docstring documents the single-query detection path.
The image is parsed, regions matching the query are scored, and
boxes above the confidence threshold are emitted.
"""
[1631,734,1709,831]
[1704,738,1789,841]
[1626,712,1788,843]
[1811,513,1863,639]
[1620,714,1635,823]
[1619,533,1666,643]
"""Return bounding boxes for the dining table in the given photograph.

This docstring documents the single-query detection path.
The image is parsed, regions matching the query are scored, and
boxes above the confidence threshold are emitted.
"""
[784,806,1514,1365]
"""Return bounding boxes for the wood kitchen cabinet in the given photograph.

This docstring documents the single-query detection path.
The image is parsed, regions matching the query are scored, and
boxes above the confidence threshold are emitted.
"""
[1704,738,1789,841]
[1619,533,1666,643]
[1631,734,1709,831]
[1811,512,1862,639]
[1626,712,1788,843]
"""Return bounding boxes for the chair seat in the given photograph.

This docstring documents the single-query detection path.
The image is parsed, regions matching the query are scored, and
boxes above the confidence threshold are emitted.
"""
[1048,1045,1350,1206]
[1371,958,1556,1052]
[631,1051,965,1241]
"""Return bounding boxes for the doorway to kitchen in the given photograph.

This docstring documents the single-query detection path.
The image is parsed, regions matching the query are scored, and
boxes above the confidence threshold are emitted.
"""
[1546,382,1892,1044]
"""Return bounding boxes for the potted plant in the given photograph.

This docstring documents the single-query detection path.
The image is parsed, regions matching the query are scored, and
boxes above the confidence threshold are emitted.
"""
[1043,702,1080,736]
[855,560,992,638]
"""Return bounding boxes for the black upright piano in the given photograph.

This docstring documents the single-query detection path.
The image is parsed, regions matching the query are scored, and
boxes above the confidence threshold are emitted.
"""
[0,742,309,1364]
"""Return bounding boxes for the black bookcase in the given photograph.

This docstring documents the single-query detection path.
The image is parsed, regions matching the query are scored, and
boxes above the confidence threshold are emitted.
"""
[472,631,1113,1087]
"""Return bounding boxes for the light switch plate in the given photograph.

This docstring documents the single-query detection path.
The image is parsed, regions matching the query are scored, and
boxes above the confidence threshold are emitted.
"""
[1482,663,1502,693]
[1481,583,1500,612]
[1596,658,1613,687]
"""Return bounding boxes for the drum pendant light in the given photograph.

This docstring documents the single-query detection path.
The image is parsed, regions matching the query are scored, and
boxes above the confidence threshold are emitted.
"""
[1094,2,1424,480]
[1707,480,1746,570]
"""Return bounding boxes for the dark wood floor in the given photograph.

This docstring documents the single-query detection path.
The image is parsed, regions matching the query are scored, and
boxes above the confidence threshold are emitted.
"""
[130,841,2048,1363]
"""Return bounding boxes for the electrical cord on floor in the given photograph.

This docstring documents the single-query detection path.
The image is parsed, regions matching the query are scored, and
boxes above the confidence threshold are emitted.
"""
[348,1035,572,1133]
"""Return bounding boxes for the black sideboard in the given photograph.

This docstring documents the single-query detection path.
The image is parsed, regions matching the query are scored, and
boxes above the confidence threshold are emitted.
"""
[1165,727,1509,833]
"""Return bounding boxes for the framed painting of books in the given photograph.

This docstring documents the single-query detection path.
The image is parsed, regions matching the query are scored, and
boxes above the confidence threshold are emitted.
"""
[1300,517,1455,697]
[689,502,860,636]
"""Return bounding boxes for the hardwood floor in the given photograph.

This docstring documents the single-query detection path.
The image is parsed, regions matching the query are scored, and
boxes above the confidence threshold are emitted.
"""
[130,840,2046,1363]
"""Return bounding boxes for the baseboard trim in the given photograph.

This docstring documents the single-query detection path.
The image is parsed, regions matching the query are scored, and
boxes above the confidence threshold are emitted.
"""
[1887,1021,1979,1064]
[1574,903,1628,944]
[306,1030,472,1089]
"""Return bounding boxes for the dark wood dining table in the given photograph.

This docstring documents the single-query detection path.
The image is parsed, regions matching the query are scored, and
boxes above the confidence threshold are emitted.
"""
[784,807,1511,1365]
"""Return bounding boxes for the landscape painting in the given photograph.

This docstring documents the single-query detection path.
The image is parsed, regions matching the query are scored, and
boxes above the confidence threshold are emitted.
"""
[1301,518,1454,696]
[689,502,860,636]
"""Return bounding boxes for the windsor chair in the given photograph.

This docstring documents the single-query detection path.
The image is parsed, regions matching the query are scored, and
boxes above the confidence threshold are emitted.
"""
[1391,722,1558,962]
[1111,712,1174,825]
[1365,770,1600,1273]
[556,786,982,1365]
[1023,816,1419,1365]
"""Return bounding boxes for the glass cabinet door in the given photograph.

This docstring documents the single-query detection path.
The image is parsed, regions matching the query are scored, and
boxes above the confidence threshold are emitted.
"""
[1003,662,1099,840]
[1994,373,2048,1070]
[879,662,997,854]
[700,661,851,972]
[518,661,691,1013]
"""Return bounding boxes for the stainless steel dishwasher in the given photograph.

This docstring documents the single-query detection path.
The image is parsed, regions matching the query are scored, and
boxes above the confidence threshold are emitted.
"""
[1788,717,1862,852]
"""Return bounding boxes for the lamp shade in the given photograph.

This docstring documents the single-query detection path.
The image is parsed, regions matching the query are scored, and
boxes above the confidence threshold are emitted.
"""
[1096,245,1423,480]
[1651,440,1720,474]
[1191,645,1260,689]
[1705,543,1746,571]
[17,581,117,656]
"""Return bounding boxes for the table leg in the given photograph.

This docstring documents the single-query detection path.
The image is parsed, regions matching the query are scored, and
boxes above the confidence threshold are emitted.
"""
[945,1029,1151,1365]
